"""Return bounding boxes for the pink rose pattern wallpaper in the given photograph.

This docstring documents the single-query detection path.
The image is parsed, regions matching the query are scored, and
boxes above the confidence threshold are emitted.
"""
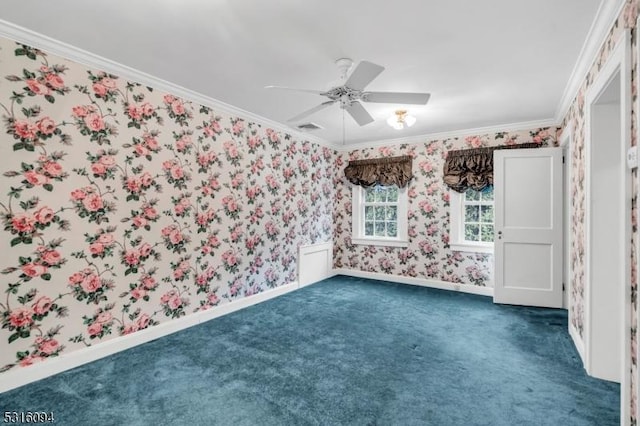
[0,36,335,372]
[332,128,555,286]
[2,1,640,420]
[559,1,639,421]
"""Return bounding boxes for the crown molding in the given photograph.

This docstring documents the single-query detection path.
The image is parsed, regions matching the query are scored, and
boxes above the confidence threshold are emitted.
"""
[0,19,335,150]
[554,0,627,123]
[0,8,612,155]
[336,118,559,152]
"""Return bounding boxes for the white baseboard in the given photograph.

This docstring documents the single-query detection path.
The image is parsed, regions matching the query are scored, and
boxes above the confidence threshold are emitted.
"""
[0,281,298,394]
[568,321,586,366]
[333,268,494,297]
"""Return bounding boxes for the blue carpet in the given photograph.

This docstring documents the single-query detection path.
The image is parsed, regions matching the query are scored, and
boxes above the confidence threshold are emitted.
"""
[0,275,619,425]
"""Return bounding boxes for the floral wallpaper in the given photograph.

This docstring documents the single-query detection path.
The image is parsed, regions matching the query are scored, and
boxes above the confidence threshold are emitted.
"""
[332,128,555,287]
[2,2,640,421]
[561,0,632,345]
[0,36,335,372]
[558,1,639,422]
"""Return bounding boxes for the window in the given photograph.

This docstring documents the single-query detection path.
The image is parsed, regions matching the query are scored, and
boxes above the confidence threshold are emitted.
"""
[352,184,408,247]
[449,187,494,253]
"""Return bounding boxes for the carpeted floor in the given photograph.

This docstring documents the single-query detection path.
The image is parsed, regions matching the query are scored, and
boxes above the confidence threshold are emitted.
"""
[0,275,619,425]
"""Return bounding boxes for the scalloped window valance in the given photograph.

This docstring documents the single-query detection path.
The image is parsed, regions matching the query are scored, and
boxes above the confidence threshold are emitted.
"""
[344,155,413,188]
[443,143,541,193]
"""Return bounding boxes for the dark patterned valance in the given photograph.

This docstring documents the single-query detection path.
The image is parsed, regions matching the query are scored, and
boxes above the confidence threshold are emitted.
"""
[344,155,413,188]
[443,143,540,193]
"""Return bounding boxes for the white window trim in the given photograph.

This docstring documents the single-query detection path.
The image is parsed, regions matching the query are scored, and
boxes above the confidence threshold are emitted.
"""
[352,185,408,248]
[449,188,494,254]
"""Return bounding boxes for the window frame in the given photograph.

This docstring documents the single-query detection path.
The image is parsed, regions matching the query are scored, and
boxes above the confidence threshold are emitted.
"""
[449,187,494,254]
[352,184,408,247]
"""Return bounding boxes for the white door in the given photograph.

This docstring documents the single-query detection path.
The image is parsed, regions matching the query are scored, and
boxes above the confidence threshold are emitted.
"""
[493,147,563,308]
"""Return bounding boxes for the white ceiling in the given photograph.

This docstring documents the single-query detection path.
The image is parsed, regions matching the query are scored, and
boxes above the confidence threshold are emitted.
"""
[1,0,605,145]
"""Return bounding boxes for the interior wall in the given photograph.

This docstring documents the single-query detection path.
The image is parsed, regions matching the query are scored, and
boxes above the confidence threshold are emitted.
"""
[0,35,335,373]
[558,1,639,421]
[332,129,556,288]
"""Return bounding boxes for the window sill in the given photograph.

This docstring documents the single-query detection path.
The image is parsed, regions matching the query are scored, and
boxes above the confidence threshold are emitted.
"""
[352,237,409,248]
[449,242,494,254]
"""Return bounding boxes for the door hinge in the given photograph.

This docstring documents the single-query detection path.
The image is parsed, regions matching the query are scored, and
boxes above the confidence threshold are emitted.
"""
[562,283,565,291]
[562,156,565,164]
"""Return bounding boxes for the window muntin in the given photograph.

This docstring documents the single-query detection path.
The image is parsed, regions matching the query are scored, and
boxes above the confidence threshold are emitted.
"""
[352,184,408,247]
[363,185,399,238]
[449,187,494,253]
[462,188,494,243]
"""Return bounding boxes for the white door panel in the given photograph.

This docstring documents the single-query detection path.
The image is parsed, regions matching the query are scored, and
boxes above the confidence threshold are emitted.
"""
[494,147,563,308]
[502,156,553,229]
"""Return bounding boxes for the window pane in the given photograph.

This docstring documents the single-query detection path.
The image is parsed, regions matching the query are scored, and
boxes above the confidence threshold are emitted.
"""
[465,224,480,241]
[365,188,376,202]
[365,206,374,220]
[387,222,397,237]
[481,225,494,242]
[465,205,479,222]
[386,206,397,221]
[356,183,406,243]
[386,186,398,202]
[480,205,494,223]
[465,188,480,201]
[364,221,374,236]
[481,187,494,201]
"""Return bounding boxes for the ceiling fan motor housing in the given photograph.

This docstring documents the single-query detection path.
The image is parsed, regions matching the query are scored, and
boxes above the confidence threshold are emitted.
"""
[322,86,362,108]
[268,59,429,126]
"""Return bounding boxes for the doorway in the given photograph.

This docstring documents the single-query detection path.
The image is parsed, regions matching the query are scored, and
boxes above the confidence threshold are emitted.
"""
[584,32,630,422]
[587,71,622,382]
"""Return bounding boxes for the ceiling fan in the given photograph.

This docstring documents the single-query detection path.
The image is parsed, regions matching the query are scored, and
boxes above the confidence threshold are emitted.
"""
[266,58,431,126]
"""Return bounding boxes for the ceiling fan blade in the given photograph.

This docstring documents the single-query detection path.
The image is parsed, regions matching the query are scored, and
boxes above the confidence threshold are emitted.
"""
[287,100,335,122]
[265,85,324,95]
[363,92,431,105]
[345,101,374,126]
[345,61,385,91]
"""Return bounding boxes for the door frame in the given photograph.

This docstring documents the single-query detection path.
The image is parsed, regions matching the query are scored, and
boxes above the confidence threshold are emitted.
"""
[584,30,630,423]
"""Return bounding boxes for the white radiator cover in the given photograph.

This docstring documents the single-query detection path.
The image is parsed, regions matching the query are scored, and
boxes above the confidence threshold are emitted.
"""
[298,242,333,287]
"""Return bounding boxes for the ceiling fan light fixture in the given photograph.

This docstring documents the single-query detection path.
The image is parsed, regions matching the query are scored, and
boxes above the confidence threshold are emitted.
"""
[267,59,430,128]
[387,110,416,130]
